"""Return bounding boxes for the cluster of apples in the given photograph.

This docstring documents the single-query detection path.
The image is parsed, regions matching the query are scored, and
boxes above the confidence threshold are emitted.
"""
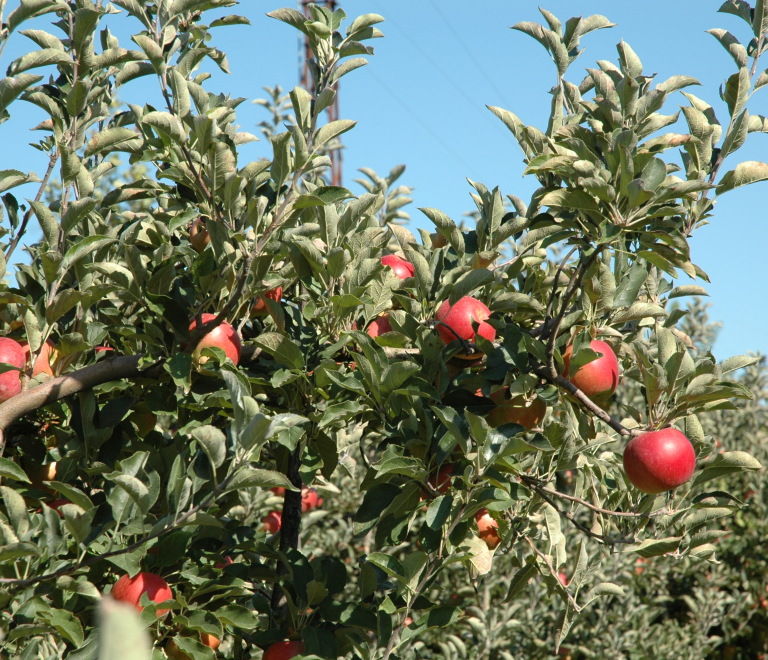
[262,487,323,533]
[109,570,305,659]
[0,337,57,402]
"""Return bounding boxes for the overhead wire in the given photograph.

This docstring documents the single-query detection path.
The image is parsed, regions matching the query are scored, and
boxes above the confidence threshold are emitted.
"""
[368,0,509,138]
[426,0,515,109]
[365,66,479,174]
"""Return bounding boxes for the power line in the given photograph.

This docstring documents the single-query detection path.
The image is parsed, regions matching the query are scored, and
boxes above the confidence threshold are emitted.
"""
[368,0,507,138]
[426,0,514,109]
[365,66,480,175]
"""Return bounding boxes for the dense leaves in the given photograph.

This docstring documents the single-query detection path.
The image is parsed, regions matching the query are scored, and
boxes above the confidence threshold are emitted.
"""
[0,1,765,660]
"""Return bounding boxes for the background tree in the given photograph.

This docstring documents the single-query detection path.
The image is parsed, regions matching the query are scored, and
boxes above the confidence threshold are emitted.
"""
[0,2,766,660]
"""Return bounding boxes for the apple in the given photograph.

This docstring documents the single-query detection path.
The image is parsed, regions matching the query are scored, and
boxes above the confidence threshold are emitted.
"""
[263,641,305,660]
[486,388,547,431]
[558,572,568,586]
[271,486,286,496]
[475,508,500,549]
[562,339,619,402]
[95,346,115,353]
[19,339,57,377]
[381,254,414,280]
[263,511,282,534]
[166,634,219,660]
[366,314,392,338]
[403,616,413,627]
[252,287,283,316]
[623,428,696,494]
[0,337,25,402]
[435,297,495,353]
[188,313,241,367]
[215,555,234,569]
[189,218,210,253]
[111,572,172,615]
[30,461,56,491]
[302,487,322,513]
[430,232,447,249]
[428,464,454,494]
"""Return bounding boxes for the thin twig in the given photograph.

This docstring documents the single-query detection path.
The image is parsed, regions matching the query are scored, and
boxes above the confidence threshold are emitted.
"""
[6,149,59,262]
[523,536,582,612]
[519,475,649,518]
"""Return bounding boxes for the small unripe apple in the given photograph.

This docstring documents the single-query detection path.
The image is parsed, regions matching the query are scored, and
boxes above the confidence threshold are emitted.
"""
[111,572,172,615]
[562,339,619,402]
[486,388,547,431]
[366,314,392,338]
[623,428,696,494]
[188,313,241,367]
[430,232,447,249]
[189,218,210,253]
[263,511,282,534]
[252,287,283,316]
[19,339,57,377]
[381,255,414,280]
[475,508,500,549]
[263,641,305,660]
[30,461,57,490]
[0,337,25,402]
[435,297,495,351]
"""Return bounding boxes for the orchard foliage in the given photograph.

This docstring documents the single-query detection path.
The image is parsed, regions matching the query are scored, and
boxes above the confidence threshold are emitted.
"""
[0,1,765,659]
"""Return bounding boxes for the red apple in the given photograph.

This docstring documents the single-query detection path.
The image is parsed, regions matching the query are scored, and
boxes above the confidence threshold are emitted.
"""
[111,572,172,615]
[623,428,696,494]
[252,287,283,316]
[189,218,210,253]
[381,255,414,280]
[367,314,392,338]
[558,572,568,586]
[263,641,305,660]
[188,313,241,367]
[302,487,322,513]
[475,508,500,549]
[404,616,414,627]
[435,297,495,351]
[271,487,286,496]
[428,464,454,494]
[486,388,547,431]
[562,340,619,402]
[19,339,57,377]
[263,511,282,534]
[215,556,234,569]
[0,337,25,402]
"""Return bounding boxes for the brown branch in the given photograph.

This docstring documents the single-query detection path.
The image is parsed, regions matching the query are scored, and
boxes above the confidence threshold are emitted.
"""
[519,475,649,518]
[527,481,636,546]
[545,245,578,320]
[0,355,163,433]
[6,149,60,262]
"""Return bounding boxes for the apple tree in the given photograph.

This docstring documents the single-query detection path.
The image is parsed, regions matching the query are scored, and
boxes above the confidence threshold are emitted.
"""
[0,1,765,659]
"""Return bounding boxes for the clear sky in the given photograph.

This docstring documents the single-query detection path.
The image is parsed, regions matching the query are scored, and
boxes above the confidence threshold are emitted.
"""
[2,1,766,361]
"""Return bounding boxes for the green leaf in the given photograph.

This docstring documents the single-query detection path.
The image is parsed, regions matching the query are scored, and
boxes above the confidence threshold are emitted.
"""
[191,425,226,469]
[668,285,708,299]
[706,29,748,68]
[716,161,768,194]
[84,127,141,157]
[223,468,295,492]
[314,119,357,149]
[0,457,29,483]
[253,332,304,370]
[98,598,151,660]
[540,189,599,211]
[62,236,115,271]
[45,608,84,648]
[7,48,73,75]
[215,604,258,629]
[631,537,682,558]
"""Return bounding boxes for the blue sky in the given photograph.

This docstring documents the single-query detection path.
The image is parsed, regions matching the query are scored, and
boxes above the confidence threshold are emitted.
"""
[2,1,766,360]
